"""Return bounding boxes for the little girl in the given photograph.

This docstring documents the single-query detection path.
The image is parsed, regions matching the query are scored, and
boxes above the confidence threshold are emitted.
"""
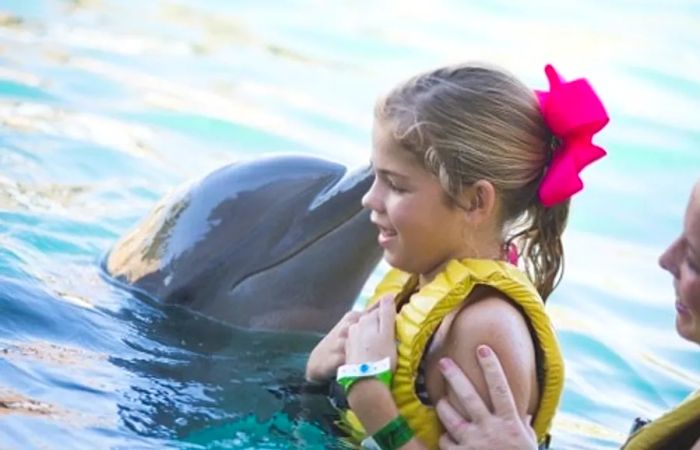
[306,63,608,450]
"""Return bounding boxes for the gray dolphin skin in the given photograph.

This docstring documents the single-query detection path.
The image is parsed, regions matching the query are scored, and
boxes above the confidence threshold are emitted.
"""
[105,155,382,333]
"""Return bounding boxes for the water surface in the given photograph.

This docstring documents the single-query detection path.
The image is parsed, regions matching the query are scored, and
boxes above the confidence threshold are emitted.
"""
[0,1,699,449]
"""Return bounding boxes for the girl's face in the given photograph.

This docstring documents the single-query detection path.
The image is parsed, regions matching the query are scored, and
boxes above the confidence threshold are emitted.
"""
[362,120,472,281]
[659,181,700,345]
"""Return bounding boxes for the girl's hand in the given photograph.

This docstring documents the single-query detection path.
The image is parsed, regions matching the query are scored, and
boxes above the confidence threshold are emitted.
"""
[305,310,362,383]
[345,295,397,369]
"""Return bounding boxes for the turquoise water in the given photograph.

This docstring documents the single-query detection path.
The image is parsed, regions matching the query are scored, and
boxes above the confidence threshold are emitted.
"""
[0,1,699,449]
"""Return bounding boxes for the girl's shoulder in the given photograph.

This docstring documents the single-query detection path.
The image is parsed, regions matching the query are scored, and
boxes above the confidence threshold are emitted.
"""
[436,290,539,415]
[448,290,533,350]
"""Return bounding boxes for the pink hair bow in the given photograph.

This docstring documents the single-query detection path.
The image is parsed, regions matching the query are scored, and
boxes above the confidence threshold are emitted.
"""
[536,64,609,207]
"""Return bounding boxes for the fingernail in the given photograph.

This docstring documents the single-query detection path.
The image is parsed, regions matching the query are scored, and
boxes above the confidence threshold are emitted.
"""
[439,357,454,371]
[477,345,491,358]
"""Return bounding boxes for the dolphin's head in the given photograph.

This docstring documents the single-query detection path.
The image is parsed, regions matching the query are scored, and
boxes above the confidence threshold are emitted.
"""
[106,155,382,332]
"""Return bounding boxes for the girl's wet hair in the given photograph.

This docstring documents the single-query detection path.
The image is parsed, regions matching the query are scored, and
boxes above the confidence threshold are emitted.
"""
[375,63,568,301]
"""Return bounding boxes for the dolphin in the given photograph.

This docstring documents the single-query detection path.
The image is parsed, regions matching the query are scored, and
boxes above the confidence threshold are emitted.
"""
[104,155,382,333]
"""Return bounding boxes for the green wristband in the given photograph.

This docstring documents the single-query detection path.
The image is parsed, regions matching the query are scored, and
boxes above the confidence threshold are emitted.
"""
[337,367,392,394]
[361,415,414,450]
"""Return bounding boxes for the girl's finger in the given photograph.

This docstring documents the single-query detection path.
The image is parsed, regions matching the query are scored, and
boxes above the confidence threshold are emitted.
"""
[343,311,362,323]
[365,300,380,312]
[333,337,346,351]
[359,308,378,322]
[359,308,380,333]
[365,293,392,313]
[379,295,396,336]
[338,313,361,338]
[347,322,358,341]
[330,353,344,370]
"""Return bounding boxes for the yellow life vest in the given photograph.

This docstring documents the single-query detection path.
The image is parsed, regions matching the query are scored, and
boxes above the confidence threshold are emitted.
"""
[621,390,700,450]
[341,259,564,449]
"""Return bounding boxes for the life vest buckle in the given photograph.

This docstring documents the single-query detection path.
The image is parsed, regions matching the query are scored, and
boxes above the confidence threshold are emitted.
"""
[629,416,651,435]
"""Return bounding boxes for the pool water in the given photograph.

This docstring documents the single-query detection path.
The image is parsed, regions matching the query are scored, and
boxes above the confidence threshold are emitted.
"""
[0,1,699,449]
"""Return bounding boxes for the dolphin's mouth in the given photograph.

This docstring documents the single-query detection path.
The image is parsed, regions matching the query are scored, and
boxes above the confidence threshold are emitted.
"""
[228,164,374,293]
[230,204,370,293]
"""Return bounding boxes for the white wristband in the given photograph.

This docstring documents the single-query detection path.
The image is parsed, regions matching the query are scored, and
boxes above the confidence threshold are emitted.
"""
[337,357,391,380]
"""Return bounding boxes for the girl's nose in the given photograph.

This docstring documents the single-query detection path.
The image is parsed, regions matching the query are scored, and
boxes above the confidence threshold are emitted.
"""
[361,178,383,212]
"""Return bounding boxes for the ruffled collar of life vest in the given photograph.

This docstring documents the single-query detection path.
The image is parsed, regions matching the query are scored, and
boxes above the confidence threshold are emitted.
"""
[622,389,700,450]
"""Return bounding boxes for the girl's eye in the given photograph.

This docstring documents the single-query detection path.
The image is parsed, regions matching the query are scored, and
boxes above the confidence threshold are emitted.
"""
[387,179,406,193]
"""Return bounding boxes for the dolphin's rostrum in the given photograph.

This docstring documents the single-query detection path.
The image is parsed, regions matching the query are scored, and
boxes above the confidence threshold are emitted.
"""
[104,155,382,333]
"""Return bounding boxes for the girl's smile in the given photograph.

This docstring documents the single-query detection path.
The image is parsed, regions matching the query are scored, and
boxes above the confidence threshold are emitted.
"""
[374,222,398,248]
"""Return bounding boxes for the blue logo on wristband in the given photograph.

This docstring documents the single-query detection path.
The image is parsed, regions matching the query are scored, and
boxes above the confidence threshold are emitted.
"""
[360,363,369,373]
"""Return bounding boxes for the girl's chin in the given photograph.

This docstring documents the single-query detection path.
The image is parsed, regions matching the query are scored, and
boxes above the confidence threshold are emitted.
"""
[382,251,409,271]
[382,250,399,266]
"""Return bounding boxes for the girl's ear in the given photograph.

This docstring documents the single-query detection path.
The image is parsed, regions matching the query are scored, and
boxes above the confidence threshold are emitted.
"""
[460,180,497,221]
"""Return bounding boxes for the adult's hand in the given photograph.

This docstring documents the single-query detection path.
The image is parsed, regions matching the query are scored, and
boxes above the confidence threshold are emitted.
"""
[691,436,700,450]
[436,345,538,450]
